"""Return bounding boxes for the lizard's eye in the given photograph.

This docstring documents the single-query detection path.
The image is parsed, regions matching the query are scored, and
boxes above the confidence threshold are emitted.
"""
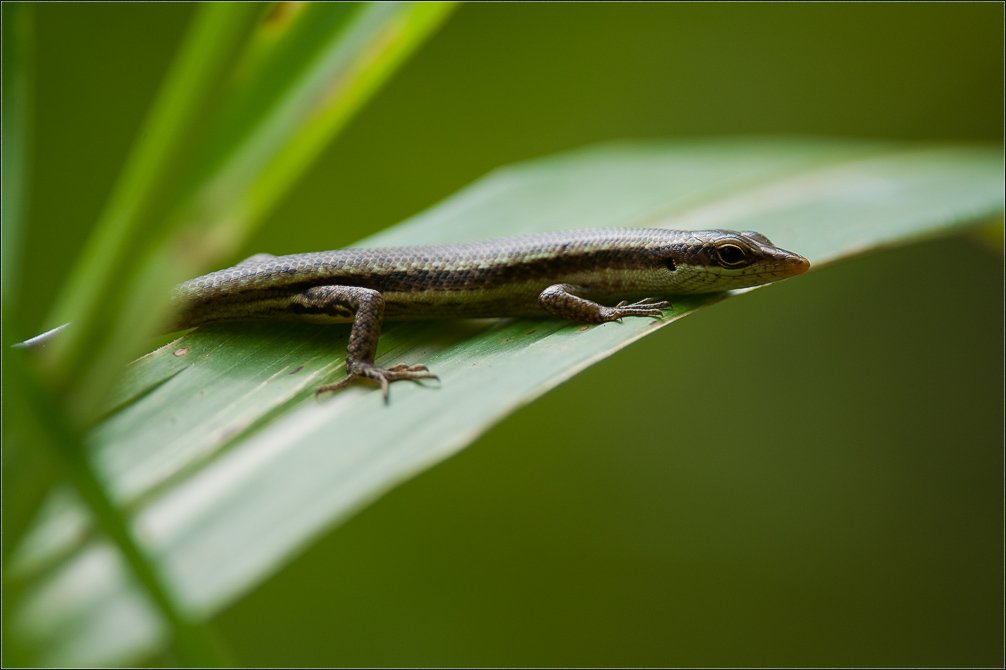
[664,257,677,272]
[715,243,750,268]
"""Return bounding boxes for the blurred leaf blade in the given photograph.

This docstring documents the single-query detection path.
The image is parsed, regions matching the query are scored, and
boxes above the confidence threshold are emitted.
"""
[1,1,32,313]
[9,138,1004,665]
[0,3,53,566]
[3,8,264,666]
[43,4,266,398]
[9,2,456,664]
[211,1,459,227]
[42,1,456,423]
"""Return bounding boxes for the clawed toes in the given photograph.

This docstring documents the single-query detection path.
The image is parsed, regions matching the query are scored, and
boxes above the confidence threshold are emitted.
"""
[632,298,669,309]
[388,370,438,382]
[315,375,355,396]
[388,363,429,373]
[620,309,663,318]
[316,362,438,402]
[608,298,670,320]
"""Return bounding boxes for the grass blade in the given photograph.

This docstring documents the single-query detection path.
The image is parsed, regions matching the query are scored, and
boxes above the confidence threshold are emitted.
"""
[41,2,456,423]
[42,4,266,412]
[7,3,456,664]
[0,3,54,564]
[0,2,31,310]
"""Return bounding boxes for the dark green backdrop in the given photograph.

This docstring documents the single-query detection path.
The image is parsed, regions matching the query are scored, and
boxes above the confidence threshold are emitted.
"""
[19,3,1004,666]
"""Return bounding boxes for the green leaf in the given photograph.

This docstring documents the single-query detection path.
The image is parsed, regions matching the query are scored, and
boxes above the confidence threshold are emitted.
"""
[1,2,31,311]
[42,1,456,423]
[41,4,266,416]
[7,3,455,665]
[0,2,53,564]
[8,138,1003,665]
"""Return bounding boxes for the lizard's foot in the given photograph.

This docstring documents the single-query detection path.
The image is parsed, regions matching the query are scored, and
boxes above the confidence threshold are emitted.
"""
[602,298,670,322]
[316,362,439,403]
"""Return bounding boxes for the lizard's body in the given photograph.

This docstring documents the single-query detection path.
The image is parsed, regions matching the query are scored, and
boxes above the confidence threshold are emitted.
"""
[171,228,809,399]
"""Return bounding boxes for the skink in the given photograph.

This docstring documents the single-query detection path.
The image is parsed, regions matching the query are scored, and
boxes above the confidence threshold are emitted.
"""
[171,228,810,400]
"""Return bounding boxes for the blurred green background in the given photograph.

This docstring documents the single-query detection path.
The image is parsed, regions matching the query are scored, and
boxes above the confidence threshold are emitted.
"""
[19,2,1003,666]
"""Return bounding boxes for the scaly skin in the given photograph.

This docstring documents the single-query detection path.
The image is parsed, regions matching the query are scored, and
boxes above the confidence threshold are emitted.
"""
[170,228,810,401]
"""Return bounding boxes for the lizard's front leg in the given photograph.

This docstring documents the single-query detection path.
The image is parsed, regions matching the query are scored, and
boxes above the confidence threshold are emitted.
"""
[299,286,438,402]
[538,283,669,323]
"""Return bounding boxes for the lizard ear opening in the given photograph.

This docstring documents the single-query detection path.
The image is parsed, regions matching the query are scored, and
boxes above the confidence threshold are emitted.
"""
[664,258,677,272]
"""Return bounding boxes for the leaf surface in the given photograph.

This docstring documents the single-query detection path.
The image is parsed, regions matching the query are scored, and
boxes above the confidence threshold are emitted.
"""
[10,138,1003,665]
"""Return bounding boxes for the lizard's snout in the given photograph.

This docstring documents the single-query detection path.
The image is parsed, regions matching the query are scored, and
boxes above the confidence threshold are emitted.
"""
[778,249,811,277]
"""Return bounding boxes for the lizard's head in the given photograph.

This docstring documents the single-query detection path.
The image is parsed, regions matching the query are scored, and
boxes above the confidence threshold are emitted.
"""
[657,229,810,293]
